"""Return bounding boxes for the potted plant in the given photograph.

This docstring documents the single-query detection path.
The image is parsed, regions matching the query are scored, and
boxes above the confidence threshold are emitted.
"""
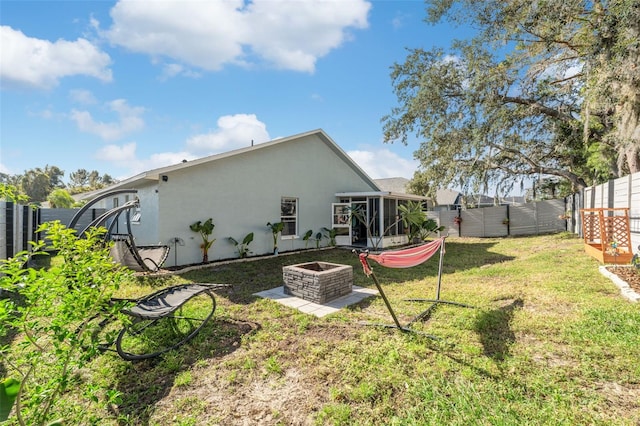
[266,222,284,254]
[189,218,216,263]
[559,211,572,220]
[227,232,254,258]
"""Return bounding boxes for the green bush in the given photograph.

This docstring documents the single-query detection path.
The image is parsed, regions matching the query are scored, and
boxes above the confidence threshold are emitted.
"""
[0,221,131,425]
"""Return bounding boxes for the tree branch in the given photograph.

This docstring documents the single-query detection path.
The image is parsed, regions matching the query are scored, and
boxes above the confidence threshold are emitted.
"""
[498,95,575,122]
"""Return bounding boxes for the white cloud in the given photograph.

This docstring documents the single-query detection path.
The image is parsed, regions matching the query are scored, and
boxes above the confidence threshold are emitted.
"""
[94,114,417,181]
[96,142,138,163]
[391,12,409,30]
[0,26,112,90]
[105,0,370,74]
[186,114,270,153]
[159,63,202,81]
[96,142,197,176]
[69,89,98,105]
[347,147,418,179]
[96,113,270,177]
[70,99,145,141]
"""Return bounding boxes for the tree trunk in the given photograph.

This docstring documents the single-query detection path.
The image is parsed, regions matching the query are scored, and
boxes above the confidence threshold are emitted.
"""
[615,20,640,174]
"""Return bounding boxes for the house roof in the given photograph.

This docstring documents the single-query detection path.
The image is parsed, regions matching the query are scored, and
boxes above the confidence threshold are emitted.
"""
[435,188,461,206]
[335,191,428,201]
[79,129,380,200]
[374,177,411,194]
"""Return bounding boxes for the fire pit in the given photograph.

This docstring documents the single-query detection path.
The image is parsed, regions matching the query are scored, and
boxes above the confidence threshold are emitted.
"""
[282,261,353,304]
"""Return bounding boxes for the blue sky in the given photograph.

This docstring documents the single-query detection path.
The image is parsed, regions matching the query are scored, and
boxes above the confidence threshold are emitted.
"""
[1,0,473,184]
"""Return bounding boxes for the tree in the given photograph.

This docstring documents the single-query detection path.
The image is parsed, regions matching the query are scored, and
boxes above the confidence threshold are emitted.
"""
[17,166,65,203]
[383,0,640,197]
[68,169,90,188]
[47,188,75,208]
[68,169,117,193]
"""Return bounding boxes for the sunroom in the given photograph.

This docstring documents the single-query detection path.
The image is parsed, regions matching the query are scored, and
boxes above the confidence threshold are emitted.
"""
[332,191,431,250]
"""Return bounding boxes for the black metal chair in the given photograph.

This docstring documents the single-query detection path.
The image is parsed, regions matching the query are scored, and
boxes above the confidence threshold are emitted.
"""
[105,283,231,361]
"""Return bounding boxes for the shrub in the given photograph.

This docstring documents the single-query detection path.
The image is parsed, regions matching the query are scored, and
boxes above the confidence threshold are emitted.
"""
[0,222,131,425]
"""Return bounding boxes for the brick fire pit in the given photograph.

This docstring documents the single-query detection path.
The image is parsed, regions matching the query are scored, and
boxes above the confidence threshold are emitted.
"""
[282,261,353,304]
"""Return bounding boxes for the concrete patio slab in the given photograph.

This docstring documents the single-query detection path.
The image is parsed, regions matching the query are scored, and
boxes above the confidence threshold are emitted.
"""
[254,285,378,317]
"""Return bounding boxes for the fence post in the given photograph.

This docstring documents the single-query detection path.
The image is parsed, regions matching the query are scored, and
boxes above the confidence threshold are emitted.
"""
[5,201,14,258]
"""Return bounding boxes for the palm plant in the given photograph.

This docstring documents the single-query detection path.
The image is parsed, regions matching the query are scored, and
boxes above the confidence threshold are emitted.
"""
[227,232,254,258]
[189,218,216,263]
[266,222,284,254]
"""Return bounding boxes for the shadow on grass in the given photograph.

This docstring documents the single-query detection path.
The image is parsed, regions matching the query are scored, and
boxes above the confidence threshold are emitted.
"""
[177,242,515,305]
[111,317,260,425]
[474,297,524,362]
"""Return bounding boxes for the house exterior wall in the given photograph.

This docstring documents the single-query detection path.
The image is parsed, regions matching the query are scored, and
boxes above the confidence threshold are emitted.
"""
[130,183,160,243]
[151,133,377,266]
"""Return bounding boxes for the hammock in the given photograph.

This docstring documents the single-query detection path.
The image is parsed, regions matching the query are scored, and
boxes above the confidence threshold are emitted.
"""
[359,238,443,275]
[356,237,471,335]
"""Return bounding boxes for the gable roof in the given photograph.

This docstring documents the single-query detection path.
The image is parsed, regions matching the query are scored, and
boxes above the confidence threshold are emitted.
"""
[81,129,380,199]
[435,188,462,206]
[374,177,411,194]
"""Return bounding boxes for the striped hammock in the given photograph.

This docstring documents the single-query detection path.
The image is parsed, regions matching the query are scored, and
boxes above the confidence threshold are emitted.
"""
[358,238,444,276]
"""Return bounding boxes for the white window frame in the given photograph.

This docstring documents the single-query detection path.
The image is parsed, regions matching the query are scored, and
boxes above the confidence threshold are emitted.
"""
[332,203,351,228]
[281,197,298,238]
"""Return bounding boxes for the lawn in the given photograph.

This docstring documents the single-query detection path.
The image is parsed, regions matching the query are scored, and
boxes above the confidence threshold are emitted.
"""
[5,233,640,425]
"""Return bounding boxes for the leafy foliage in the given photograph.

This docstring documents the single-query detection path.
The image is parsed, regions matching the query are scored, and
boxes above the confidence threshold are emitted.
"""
[1,167,117,204]
[266,222,284,253]
[0,222,131,425]
[189,218,216,263]
[46,188,75,208]
[227,232,254,258]
[384,0,640,197]
[0,183,29,204]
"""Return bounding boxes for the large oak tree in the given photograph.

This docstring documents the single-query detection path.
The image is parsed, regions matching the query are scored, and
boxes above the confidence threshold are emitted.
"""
[383,0,640,197]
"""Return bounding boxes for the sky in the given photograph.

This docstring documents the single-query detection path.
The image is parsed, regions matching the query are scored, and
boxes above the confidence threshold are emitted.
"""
[0,0,474,184]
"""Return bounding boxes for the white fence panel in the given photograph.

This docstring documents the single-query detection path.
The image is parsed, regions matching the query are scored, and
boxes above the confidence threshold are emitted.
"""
[509,204,538,235]
[460,209,484,237]
[614,175,630,208]
[481,206,509,237]
[536,199,566,234]
[426,210,459,238]
[0,202,34,259]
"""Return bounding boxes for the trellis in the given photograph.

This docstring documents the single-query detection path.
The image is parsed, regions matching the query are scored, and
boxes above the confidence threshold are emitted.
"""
[580,208,633,264]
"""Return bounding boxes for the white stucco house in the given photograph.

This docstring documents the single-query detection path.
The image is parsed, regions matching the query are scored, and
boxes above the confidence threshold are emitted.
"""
[78,129,428,267]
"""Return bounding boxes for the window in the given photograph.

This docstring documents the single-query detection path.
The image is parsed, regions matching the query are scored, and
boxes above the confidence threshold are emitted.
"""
[131,209,141,223]
[332,203,350,227]
[281,197,298,237]
[368,198,380,237]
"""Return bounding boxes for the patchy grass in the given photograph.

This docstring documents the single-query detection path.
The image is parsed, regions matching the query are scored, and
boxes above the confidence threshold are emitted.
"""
[4,233,640,425]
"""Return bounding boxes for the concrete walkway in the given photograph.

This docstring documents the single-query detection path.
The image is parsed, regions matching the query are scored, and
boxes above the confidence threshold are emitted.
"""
[254,286,378,317]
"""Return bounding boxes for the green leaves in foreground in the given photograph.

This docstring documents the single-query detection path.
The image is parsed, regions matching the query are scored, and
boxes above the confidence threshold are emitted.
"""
[0,221,132,425]
[0,377,20,421]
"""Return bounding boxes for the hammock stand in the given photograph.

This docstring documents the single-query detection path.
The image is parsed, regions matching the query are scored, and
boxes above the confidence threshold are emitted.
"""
[356,237,471,334]
[69,190,170,273]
